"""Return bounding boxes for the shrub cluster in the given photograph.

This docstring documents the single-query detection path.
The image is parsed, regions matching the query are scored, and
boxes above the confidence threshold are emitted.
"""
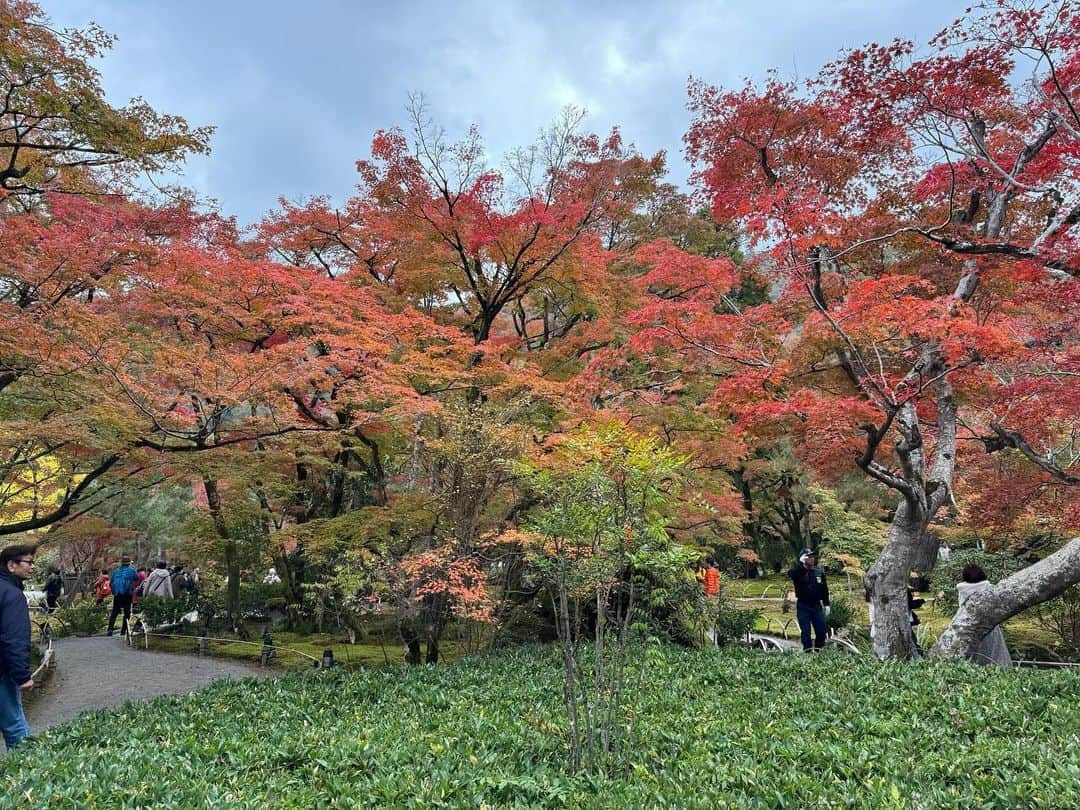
[3,646,1077,808]
[51,600,107,637]
[136,593,198,629]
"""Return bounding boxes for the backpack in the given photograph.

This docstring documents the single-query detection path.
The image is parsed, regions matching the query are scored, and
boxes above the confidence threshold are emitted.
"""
[110,566,138,596]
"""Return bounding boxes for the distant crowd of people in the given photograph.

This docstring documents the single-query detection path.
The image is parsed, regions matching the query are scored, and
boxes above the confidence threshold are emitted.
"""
[101,558,199,637]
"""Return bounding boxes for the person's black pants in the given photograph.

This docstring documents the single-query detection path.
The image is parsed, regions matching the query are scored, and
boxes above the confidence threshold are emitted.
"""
[107,593,133,635]
[796,603,828,651]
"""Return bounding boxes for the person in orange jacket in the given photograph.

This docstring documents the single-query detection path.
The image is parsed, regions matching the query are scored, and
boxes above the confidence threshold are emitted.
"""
[703,563,721,598]
[93,569,111,604]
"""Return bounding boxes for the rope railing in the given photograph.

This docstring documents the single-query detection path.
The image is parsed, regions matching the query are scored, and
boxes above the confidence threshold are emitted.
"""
[30,626,54,682]
[126,624,324,666]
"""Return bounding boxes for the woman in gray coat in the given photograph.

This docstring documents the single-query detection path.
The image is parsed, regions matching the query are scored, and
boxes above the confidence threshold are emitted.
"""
[956,564,1011,667]
[143,561,174,599]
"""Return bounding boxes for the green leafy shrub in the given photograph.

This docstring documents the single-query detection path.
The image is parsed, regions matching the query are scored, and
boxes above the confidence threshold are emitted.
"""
[812,486,887,573]
[714,598,761,645]
[265,596,286,611]
[4,646,1077,808]
[53,600,107,636]
[137,593,197,628]
[193,587,225,628]
[1034,585,1080,658]
[239,581,285,618]
[825,597,854,631]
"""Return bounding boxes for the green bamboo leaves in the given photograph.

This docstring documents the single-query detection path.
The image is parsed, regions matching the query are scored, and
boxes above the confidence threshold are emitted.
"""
[3,646,1078,808]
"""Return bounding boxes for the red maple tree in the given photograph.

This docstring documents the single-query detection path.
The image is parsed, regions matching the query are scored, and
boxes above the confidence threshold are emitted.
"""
[611,0,1079,658]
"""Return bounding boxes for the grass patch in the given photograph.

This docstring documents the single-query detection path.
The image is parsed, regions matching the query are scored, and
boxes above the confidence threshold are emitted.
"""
[138,617,468,671]
[722,574,790,599]
[4,645,1078,808]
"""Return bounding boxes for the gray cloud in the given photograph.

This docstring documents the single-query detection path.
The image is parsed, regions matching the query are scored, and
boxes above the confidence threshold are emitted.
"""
[51,0,968,226]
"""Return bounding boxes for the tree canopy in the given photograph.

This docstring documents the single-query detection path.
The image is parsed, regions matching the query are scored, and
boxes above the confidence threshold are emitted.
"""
[2,0,1076,662]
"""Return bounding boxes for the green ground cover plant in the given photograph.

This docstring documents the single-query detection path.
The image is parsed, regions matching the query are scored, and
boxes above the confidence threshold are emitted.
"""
[4,646,1077,808]
[142,626,466,670]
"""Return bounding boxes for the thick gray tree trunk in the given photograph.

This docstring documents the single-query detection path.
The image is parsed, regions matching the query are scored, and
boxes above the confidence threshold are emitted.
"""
[866,501,924,659]
[930,537,1080,659]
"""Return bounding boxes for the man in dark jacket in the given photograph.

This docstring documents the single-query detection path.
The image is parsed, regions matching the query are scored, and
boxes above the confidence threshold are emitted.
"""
[107,557,139,637]
[0,544,35,749]
[788,549,831,651]
[44,565,63,613]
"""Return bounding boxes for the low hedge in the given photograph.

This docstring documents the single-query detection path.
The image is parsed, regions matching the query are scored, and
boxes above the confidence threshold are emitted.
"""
[3,646,1078,808]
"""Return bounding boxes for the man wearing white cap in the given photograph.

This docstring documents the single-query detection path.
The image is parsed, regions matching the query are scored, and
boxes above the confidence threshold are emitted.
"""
[788,549,830,651]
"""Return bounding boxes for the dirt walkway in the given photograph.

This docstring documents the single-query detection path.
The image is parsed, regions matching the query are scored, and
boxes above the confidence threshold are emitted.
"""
[25,636,276,731]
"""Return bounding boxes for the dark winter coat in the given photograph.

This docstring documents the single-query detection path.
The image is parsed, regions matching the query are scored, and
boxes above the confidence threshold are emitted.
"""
[45,571,63,599]
[0,570,32,685]
[787,563,830,608]
[172,571,193,594]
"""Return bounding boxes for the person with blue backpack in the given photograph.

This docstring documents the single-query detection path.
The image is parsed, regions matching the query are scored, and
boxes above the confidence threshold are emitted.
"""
[107,557,139,637]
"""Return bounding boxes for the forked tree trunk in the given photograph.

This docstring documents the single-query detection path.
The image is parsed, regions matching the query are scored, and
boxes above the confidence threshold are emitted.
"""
[866,501,925,659]
[931,537,1080,659]
[864,287,962,659]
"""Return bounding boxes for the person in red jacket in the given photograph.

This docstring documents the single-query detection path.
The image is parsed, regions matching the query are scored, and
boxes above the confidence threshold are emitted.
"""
[93,570,111,604]
[131,567,148,606]
[703,564,721,598]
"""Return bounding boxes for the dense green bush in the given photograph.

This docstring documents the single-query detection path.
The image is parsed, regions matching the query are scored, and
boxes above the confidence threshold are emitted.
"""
[137,593,197,628]
[5,646,1077,808]
[714,598,761,645]
[52,600,107,636]
[1033,584,1080,658]
[825,596,854,631]
[185,579,287,630]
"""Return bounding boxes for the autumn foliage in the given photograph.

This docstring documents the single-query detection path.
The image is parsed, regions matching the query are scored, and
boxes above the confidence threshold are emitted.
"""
[2,0,1076,663]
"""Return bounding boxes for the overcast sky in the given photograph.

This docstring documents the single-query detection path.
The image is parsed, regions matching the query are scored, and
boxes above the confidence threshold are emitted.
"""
[51,0,969,228]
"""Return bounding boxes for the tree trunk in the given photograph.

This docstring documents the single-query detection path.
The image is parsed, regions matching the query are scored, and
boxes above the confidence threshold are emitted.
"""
[203,477,241,625]
[224,539,241,628]
[865,333,958,659]
[275,551,301,605]
[930,537,1080,659]
[866,500,924,659]
[909,530,941,575]
[400,622,421,665]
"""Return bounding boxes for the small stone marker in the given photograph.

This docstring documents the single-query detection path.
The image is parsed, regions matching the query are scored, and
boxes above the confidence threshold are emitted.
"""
[260,625,277,667]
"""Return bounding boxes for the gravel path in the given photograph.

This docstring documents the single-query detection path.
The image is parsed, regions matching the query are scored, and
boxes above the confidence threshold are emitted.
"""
[25,636,276,731]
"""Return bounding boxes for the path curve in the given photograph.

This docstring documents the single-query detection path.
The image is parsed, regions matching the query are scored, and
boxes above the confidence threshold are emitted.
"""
[25,636,276,731]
